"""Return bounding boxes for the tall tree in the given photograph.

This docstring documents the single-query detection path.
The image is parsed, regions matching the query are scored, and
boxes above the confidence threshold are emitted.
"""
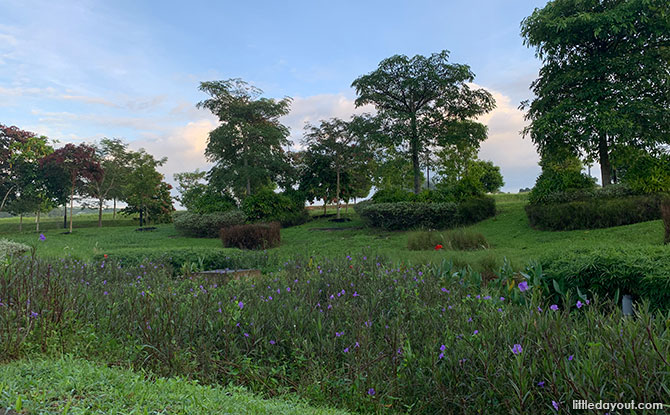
[122,149,171,227]
[521,0,670,187]
[40,144,102,233]
[303,117,373,219]
[297,150,339,216]
[0,124,35,212]
[197,79,292,199]
[352,50,495,194]
[87,138,131,227]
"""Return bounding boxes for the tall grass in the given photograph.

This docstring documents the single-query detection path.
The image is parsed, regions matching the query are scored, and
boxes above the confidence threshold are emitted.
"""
[407,229,489,251]
[1,253,668,414]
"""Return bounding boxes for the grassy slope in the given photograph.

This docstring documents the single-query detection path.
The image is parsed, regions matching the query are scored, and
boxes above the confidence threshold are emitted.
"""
[0,194,665,270]
[0,357,349,415]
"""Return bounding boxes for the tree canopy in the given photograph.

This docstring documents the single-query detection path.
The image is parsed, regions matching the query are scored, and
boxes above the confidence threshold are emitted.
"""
[198,79,293,199]
[521,0,670,186]
[352,50,495,194]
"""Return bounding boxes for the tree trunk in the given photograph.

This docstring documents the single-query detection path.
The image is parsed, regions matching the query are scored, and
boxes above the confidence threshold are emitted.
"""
[139,207,144,227]
[410,114,421,194]
[19,214,23,232]
[0,186,15,213]
[36,210,40,232]
[69,186,74,233]
[63,203,67,229]
[323,198,327,216]
[345,202,349,214]
[98,198,103,227]
[113,198,116,219]
[244,157,251,196]
[336,169,341,219]
[598,133,612,187]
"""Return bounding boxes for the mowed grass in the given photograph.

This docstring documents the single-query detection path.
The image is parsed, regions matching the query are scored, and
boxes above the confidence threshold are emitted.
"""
[1,194,666,271]
[0,357,349,415]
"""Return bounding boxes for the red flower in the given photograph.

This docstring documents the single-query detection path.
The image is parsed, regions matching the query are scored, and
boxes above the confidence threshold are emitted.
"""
[435,244,443,251]
[104,254,108,258]
[349,265,353,269]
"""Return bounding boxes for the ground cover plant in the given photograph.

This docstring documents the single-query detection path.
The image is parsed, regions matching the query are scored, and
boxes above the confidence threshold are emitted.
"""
[407,229,488,251]
[2,252,669,414]
[0,357,348,415]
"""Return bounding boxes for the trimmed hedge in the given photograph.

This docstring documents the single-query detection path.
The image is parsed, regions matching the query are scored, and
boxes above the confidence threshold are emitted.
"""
[357,196,496,230]
[221,222,281,250]
[525,194,664,230]
[92,247,271,272]
[173,211,246,238]
[540,248,670,311]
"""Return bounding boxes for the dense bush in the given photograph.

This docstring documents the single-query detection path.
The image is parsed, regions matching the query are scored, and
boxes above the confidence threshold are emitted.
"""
[183,187,238,214]
[534,183,637,205]
[220,222,281,250]
[242,189,310,227]
[528,157,596,205]
[91,247,271,272]
[407,229,489,251]
[540,247,670,310]
[525,194,664,230]
[0,239,31,260]
[359,196,496,230]
[371,188,453,204]
[173,211,246,238]
[2,255,669,414]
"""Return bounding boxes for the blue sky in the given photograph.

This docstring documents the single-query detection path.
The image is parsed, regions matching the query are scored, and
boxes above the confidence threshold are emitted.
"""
[1,0,563,195]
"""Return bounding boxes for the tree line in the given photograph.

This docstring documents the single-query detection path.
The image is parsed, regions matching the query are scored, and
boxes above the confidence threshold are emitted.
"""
[0,127,173,232]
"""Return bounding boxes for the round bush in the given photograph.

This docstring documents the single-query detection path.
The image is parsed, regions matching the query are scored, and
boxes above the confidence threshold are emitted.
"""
[173,211,247,238]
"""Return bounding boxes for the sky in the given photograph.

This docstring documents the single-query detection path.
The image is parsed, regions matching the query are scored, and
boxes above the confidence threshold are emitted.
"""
[0,0,561,198]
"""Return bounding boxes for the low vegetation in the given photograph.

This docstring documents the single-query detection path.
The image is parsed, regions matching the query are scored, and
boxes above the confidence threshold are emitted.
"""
[407,229,489,251]
[221,222,282,250]
[173,210,247,237]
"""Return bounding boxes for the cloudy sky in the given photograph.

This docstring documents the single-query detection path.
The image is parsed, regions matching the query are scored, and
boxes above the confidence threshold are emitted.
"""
[1,0,556,194]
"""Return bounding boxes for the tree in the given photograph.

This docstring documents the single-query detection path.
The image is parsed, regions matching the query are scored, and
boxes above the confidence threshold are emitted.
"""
[521,0,670,187]
[122,149,172,227]
[303,117,373,219]
[87,138,131,227]
[352,50,495,194]
[476,160,505,193]
[40,143,102,233]
[197,79,292,199]
[297,150,339,216]
[0,124,35,212]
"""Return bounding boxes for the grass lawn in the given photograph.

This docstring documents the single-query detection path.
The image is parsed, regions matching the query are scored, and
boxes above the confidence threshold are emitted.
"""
[1,193,666,271]
[0,357,348,415]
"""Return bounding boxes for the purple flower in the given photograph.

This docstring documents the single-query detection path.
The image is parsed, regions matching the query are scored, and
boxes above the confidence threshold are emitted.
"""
[243,333,249,337]
[550,304,559,311]
[367,388,375,396]
[238,301,244,309]
[39,233,46,241]
[343,347,349,353]
[103,291,109,296]
[335,331,344,337]
[568,354,574,361]
[518,281,529,292]
[269,340,276,345]
[537,381,545,387]
[473,330,479,335]
[552,401,559,410]
[440,344,446,352]
[511,344,522,355]
[497,308,503,312]
[499,296,505,301]
[537,306,543,312]
[286,287,291,292]
[438,352,444,359]
[576,301,583,309]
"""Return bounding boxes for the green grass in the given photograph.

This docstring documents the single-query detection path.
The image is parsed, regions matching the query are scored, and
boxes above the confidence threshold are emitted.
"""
[0,357,348,415]
[1,194,666,272]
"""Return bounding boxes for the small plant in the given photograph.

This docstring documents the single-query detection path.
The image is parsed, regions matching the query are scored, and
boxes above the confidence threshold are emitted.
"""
[220,222,281,250]
[0,239,31,260]
[408,229,489,251]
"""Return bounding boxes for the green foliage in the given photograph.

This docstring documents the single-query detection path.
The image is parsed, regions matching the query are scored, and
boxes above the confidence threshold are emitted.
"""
[352,50,495,193]
[198,79,293,199]
[662,197,670,244]
[2,255,670,413]
[533,183,636,205]
[457,195,497,224]
[408,229,489,251]
[173,211,247,238]
[620,151,670,194]
[91,246,269,272]
[0,357,347,415]
[242,189,309,227]
[526,194,665,231]
[0,239,30,260]
[541,247,670,310]
[371,188,453,204]
[528,157,596,205]
[220,222,281,250]
[121,150,174,226]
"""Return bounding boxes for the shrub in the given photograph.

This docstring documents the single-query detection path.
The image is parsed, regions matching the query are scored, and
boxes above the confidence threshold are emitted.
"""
[534,183,637,205]
[220,222,281,250]
[359,196,496,230]
[173,211,246,238]
[662,197,670,244]
[242,189,309,227]
[371,188,453,204]
[92,247,270,272]
[525,194,664,230]
[0,239,30,260]
[528,157,596,205]
[540,247,670,310]
[358,202,459,230]
[408,229,489,251]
